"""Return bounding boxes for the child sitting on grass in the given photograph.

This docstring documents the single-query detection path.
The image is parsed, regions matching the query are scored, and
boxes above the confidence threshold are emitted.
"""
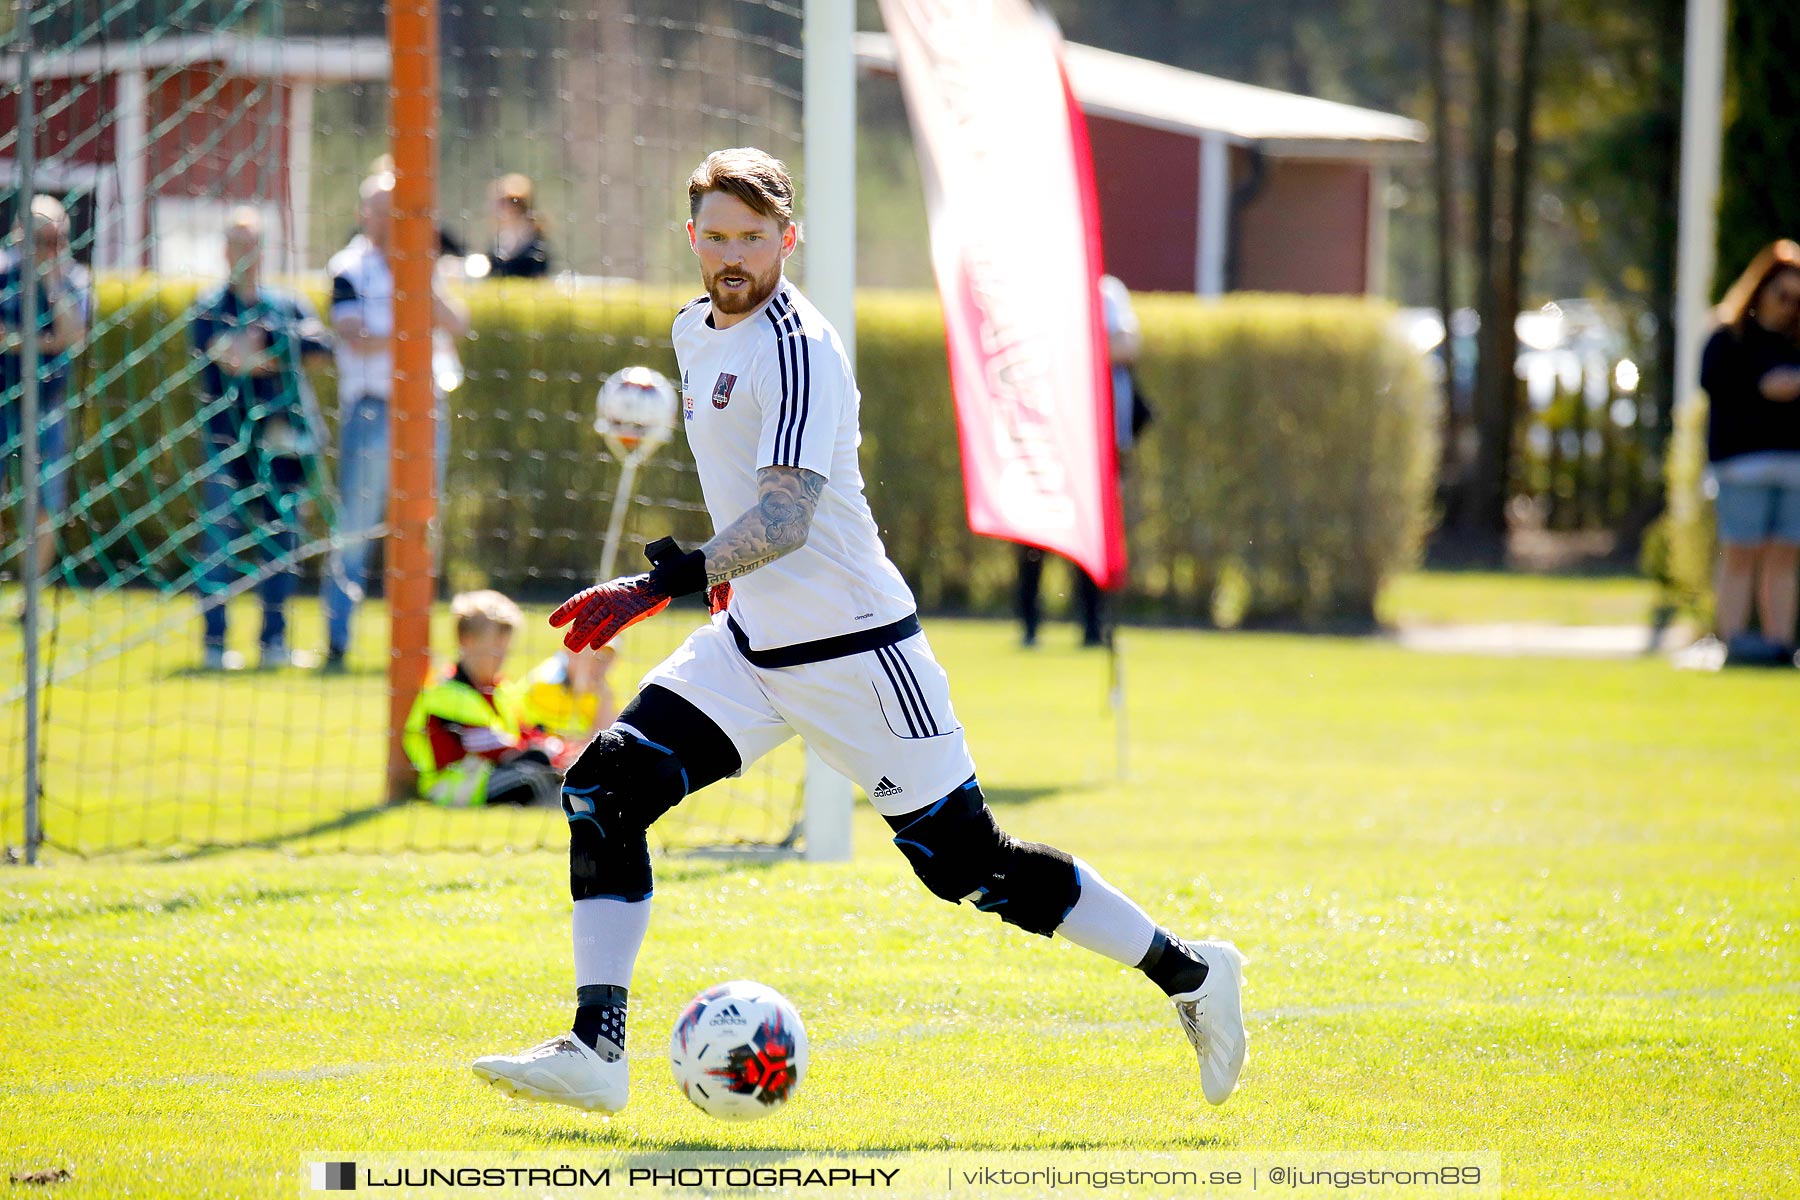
[403,589,562,806]
[504,645,618,769]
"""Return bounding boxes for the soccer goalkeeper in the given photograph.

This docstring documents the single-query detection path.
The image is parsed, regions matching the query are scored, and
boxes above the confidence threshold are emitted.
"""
[473,149,1246,1113]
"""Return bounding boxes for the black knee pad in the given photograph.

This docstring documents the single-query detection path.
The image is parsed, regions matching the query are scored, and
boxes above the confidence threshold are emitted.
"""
[562,728,690,903]
[887,779,1080,937]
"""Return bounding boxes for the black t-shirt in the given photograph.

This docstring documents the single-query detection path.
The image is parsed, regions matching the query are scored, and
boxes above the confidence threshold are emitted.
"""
[1700,323,1800,463]
[189,284,332,445]
[488,230,551,279]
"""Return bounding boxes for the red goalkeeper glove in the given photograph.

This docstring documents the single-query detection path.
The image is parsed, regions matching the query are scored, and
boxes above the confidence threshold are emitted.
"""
[707,581,732,616]
[548,537,708,652]
[548,575,669,652]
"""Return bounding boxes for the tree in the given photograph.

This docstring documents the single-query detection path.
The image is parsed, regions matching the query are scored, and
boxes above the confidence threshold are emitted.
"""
[1713,3,1800,294]
[1428,0,1461,517]
[1457,0,1542,552]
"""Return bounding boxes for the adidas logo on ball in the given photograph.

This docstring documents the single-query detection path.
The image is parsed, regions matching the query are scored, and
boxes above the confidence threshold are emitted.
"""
[671,981,809,1121]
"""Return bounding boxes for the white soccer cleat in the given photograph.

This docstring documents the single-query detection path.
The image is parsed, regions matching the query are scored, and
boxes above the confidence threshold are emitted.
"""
[1171,939,1248,1105]
[471,1034,629,1112]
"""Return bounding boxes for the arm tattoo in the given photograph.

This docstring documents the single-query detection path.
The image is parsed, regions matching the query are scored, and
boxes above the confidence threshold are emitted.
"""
[701,466,825,586]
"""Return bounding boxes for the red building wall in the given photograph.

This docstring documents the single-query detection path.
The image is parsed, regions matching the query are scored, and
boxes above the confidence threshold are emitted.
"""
[0,75,119,169]
[0,66,290,207]
[1086,114,1199,294]
[148,67,290,202]
[1231,156,1370,295]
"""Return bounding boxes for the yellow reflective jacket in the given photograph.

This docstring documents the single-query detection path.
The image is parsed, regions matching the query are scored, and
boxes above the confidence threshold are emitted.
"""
[500,652,601,742]
[403,667,527,805]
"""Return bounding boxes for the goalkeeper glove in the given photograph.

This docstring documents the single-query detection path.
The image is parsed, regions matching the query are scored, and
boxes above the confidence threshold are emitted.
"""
[548,537,708,652]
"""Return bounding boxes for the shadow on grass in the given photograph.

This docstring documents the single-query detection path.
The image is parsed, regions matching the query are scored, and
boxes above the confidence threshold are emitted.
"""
[145,801,397,861]
[161,663,387,681]
[0,878,353,926]
[95,816,805,871]
[654,852,793,885]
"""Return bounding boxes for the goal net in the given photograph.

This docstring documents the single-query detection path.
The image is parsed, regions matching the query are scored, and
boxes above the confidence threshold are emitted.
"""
[1,0,810,858]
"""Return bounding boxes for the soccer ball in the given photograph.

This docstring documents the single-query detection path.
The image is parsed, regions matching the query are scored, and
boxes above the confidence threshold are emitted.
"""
[594,365,678,453]
[669,980,808,1120]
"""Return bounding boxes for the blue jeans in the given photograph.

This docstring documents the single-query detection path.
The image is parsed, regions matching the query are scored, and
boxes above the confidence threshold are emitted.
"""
[1,403,70,517]
[1712,452,1800,546]
[323,394,446,653]
[197,444,302,648]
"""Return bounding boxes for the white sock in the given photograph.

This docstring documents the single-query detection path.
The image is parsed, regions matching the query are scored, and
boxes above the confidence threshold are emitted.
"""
[1054,858,1158,967]
[572,896,653,989]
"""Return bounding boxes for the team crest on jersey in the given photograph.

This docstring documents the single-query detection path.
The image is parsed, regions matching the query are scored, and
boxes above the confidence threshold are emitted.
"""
[712,373,737,409]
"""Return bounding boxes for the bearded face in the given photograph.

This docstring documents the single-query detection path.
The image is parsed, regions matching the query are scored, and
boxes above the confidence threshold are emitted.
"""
[688,191,794,328]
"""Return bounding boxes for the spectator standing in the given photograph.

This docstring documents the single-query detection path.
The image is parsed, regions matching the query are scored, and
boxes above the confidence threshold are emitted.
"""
[1700,240,1800,667]
[1,196,90,586]
[189,208,333,669]
[482,173,552,279]
[1017,273,1144,648]
[321,173,472,670]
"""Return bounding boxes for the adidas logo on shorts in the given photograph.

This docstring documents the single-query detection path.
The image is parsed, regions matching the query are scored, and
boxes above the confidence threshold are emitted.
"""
[873,776,904,799]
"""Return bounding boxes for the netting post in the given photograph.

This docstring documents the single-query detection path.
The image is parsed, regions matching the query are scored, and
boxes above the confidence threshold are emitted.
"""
[800,0,857,862]
[17,9,43,864]
[386,0,440,802]
[1673,0,1724,457]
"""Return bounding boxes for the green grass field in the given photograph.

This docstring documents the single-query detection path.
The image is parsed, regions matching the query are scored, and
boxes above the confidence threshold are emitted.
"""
[3,582,1797,1197]
[0,589,806,854]
[1376,569,1658,627]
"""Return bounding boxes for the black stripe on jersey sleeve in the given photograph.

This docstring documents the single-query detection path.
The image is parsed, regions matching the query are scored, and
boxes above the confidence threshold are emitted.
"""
[764,299,795,464]
[766,296,811,467]
[782,311,804,464]
[677,294,708,316]
[793,312,811,465]
[778,299,804,465]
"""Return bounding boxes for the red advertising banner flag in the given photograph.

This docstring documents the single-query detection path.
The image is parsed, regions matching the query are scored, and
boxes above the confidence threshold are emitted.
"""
[878,0,1127,588]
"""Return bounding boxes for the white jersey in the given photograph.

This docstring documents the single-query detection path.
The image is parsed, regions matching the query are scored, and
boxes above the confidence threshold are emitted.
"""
[672,277,916,652]
[327,235,393,402]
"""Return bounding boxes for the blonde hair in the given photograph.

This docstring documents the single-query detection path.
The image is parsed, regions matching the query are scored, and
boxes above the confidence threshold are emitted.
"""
[687,147,796,228]
[16,194,69,238]
[492,172,546,233]
[359,172,395,202]
[494,172,534,209]
[452,589,523,639]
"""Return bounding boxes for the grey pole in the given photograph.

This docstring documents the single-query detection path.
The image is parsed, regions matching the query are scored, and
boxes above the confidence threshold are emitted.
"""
[15,4,44,865]
[1673,0,1725,438]
[799,0,856,863]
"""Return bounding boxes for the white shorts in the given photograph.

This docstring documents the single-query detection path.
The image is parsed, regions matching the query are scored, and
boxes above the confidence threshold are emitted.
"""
[639,614,976,817]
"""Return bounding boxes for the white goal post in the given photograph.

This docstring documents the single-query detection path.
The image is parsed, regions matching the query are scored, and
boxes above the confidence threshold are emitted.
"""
[799,0,858,863]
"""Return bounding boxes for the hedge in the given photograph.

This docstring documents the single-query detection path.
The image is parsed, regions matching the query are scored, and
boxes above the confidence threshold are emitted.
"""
[1644,396,1714,628]
[60,278,1435,627]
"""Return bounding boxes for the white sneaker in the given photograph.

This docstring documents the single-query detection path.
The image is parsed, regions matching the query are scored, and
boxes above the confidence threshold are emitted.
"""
[257,640,321,670]
[1172,939,1248,1105]
[471,1034,628,1112]
[202,645,245,672]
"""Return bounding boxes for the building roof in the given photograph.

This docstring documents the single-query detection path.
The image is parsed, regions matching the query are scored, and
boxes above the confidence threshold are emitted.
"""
[0,34,388,84]
[855,32,1426,157]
